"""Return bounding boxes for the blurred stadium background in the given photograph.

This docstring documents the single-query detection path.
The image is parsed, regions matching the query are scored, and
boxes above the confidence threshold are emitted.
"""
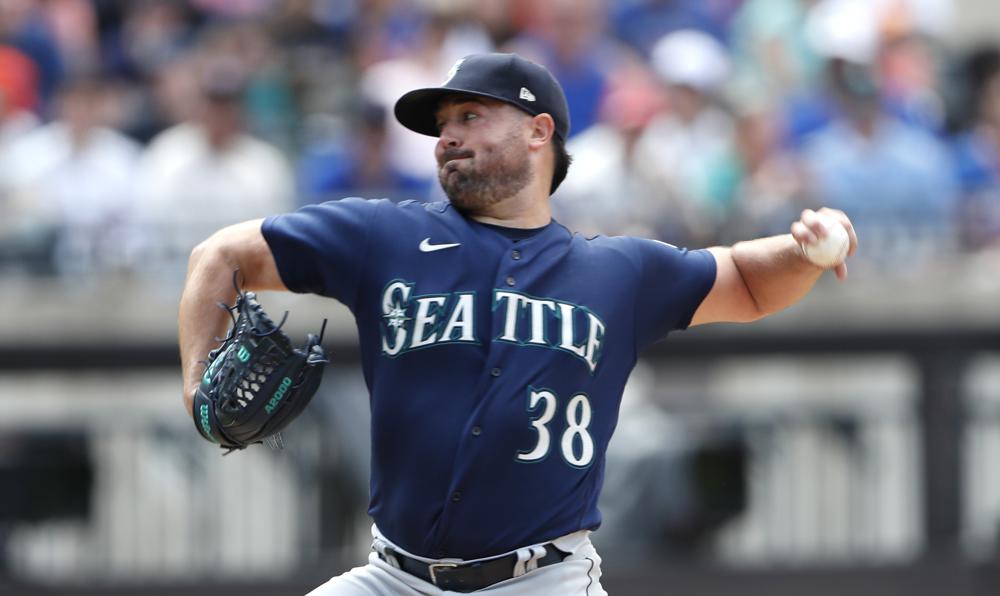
[2,0,1000,594]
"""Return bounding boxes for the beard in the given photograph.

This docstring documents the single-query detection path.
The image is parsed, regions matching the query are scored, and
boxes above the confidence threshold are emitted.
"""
[437,128,533,213]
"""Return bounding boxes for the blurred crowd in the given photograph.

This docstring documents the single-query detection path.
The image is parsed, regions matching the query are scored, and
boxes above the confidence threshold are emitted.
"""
[0,0,997,278]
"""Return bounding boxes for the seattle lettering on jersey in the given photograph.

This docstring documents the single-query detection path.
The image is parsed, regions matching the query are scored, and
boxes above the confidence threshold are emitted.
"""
[380,280,606,373]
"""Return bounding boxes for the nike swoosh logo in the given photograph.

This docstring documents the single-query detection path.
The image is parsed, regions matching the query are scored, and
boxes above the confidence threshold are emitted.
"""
[419,238,461,253]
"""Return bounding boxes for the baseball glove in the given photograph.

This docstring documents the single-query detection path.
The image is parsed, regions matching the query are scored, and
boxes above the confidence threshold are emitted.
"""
[193,274,328,453]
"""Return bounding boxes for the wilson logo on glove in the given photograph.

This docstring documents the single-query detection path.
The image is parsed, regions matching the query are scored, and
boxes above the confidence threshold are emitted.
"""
[193,271,328,453]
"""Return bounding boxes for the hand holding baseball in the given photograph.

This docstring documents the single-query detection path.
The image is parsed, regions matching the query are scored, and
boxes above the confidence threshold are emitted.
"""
[791,208,858,280]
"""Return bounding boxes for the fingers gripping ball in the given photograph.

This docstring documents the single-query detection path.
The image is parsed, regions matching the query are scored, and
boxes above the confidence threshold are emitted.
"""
[800,215,850,268]
[194,282,328,453]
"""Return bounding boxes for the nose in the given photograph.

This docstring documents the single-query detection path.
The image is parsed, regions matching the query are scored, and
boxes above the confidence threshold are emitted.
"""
[437,122,461,152]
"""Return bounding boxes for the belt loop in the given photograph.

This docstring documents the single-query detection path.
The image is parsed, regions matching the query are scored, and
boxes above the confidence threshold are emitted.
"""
[525,545,547,573]
[512,548,532,578]
[373,538,401,569]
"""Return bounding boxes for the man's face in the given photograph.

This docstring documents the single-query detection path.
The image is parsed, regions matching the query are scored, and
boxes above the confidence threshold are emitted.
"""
[434,96,534,213]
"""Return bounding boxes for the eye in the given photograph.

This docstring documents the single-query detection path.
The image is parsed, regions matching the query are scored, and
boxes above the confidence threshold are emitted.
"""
[463,111,478,122]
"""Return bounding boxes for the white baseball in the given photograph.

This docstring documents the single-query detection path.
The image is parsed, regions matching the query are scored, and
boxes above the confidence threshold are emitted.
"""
[801,215,849,268]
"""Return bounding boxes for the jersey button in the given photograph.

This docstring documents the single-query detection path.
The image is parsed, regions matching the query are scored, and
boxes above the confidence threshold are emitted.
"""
[471,426,482,436]
[505,276,516,287]
[452,491,462,502]
[511,250,521,260]
[491,368,501,377]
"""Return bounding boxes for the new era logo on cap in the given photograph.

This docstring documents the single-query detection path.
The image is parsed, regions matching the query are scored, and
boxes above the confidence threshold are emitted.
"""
[519,87,536,102]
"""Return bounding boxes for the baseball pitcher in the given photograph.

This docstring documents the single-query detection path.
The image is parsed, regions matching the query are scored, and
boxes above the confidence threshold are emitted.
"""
[179,53,857,595]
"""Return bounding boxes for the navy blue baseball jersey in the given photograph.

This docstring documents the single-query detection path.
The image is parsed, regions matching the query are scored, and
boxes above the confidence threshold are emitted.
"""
[262,198,716,560]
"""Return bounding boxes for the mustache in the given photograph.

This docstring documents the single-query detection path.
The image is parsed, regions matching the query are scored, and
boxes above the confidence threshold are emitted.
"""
[440,148,474,165]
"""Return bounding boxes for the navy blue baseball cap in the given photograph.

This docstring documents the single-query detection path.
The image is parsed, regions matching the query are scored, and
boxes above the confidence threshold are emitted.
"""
[394,53,570,140]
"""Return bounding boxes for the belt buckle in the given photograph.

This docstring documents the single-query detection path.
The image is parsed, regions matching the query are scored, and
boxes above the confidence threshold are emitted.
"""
[428,561,459,585]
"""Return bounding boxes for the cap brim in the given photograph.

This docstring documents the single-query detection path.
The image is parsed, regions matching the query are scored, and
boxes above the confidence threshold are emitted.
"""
[393,87,536,137]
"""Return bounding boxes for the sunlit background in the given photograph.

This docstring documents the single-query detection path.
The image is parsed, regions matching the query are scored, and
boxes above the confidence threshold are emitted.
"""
[2,0,1000,594]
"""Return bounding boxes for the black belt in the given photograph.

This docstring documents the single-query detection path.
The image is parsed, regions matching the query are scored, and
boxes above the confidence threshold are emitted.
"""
[377,543,569,592]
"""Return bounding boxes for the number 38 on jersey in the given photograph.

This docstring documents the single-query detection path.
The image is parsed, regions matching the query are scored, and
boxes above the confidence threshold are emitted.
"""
[517,388,594,468]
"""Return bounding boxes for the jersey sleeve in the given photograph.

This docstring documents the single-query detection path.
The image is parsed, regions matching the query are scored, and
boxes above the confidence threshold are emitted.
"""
[632,239,717,350]
[261,197,383,310]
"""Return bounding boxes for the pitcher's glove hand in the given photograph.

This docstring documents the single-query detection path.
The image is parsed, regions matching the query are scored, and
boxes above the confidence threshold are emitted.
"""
[193,283,328,453]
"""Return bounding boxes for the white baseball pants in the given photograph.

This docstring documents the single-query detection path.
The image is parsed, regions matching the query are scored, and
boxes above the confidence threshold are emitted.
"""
[306,526,608,595]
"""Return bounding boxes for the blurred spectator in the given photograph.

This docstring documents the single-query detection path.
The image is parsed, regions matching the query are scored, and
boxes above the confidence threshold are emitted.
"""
[190,0,278,20]
[801,58,958,269]
[268,0,351,53]
[554,63,667,238]
[803,0,949,66]
[266,0,358,140]
[0,75,140,274]
[706,0,816,227]
[609,0,734,56]
[359,13,492,198]
[135,60,294,268]
[40,0,101,76]
[876,32,947,133]
[0,0,988,279]
[469,0,518,45]
[708,107,809,243]
[951,46,1000,250]
[102,0,197,142]
[0,44,40,145]
[630,29,736,246]
[507,0,621,137]
[0,0,65,113]
[103,0,194,81]
[727,0,822,111]
[790,0,951,141]
[353,0,444,66]
[297,100,429,204]
[196,23,298,152]
[778,0,881,147]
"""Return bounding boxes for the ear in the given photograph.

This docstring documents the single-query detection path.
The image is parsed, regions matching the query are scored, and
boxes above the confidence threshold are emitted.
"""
[527,113,555,151]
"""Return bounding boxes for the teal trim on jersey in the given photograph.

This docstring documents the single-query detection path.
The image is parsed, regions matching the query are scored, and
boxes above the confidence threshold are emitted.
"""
[438,292,479,342]
[491,289,607,375]
[408,294,449,348]
[379,279,480,359]
[379,278,416,357]
[394,292,481,356]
